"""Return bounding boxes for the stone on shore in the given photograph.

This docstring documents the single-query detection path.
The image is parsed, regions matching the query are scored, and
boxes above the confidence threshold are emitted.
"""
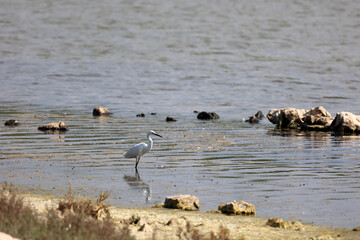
[266,217,304,231]
[164,195,199,211]
[197,111,219,120]
[218,201,256,215]
[93,107,110,116]
[353,226,360,231]
[4,119,21,127]
[330,112,360,134]
[38,121,68,132]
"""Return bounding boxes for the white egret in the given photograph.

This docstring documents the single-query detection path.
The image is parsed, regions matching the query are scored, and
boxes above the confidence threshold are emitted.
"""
[124,130,162,169]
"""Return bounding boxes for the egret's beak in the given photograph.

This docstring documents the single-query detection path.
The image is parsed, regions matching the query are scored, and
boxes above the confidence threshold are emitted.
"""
[154,133,163,138]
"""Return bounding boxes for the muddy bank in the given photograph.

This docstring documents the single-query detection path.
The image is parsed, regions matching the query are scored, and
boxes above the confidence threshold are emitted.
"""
[20,193,359,240]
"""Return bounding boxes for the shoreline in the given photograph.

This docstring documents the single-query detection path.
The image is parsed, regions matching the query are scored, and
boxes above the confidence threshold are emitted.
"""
[17,191,360,240]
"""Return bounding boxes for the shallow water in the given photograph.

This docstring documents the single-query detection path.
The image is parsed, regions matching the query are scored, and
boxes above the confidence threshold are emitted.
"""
[1,0,360,228]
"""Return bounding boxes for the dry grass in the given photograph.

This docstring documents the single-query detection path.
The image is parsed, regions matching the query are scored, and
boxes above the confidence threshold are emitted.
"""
[0,182,135,240]
[0,182,237,240]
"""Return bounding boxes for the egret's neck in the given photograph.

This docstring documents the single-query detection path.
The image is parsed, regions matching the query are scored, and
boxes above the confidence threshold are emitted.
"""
[147,135,153,151]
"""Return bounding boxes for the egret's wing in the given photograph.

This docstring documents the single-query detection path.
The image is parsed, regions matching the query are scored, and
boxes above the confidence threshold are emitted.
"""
[124,142,146,158]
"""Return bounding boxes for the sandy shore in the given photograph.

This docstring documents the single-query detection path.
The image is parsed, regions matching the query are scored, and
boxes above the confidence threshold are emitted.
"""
[20,192,359,240]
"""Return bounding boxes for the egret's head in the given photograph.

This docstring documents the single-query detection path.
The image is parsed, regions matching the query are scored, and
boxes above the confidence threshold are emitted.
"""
[148,130,163,138]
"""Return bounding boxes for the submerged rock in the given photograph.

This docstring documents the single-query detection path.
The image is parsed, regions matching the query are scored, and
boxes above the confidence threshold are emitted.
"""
[93,107,110,116]
[166,116,177,122]
[246,111,264,123]
[266,217,304,231]
[4,119,21,127]
[38,121,68,132]
[330,112,360,134]
[218,201,256,215]
[136,113,145,117]
[164,195,199,211]
[197,111,219,120]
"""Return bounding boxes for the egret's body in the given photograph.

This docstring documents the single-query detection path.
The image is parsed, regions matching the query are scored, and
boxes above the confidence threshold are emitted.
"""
[125,130,162,169]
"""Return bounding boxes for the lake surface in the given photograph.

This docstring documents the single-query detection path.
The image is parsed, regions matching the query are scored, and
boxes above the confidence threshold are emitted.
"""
[0,0,360,228]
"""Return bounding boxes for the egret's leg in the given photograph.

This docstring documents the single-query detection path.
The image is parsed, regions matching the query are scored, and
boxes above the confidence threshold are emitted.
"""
[135,156,140,169]
[135,168,140,179]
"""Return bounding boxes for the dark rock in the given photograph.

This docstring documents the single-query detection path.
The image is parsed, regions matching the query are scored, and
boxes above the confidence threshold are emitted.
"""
[5,120,21,127]
[93,107,110,116]
[164,195,199,211]
[193,110,199,113]
[166,116,177,122]
[136,113,145,117]
[197,111,219,120]
[150,113,157,115]
[218,201,256,215]
[246,111,264,124]
[330,112,360,133]
[38,121,68,132]
[246,115,260,123]
[255,111,264,120]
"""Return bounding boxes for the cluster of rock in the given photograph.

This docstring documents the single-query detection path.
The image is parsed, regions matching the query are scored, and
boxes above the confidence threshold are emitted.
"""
[5,106,359,135]
[267,106,360,134]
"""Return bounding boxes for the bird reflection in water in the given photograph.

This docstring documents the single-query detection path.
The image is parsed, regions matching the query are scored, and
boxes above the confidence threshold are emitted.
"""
[123,170,151,203]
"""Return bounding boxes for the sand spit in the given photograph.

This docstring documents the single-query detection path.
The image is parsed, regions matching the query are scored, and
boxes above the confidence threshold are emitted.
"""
[18,193,360,240]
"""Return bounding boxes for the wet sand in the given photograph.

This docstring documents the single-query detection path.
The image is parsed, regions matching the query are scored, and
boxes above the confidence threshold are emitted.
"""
[21,192,360,240]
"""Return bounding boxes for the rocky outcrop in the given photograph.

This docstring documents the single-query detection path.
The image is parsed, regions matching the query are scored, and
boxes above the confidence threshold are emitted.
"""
[218,201,256,215]
[197,112,219,120]
[267,107,307,128]
[163,195,199,211]
[93,107,110,116]
[301,106,334,131]
[266,217,304,231]
[38,121,68,132]
[267,106,360,134]
[4,120,21,127]
[330,112,360,134]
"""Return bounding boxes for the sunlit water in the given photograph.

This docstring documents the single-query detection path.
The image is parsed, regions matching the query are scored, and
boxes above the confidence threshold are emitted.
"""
[0,0,360,228]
